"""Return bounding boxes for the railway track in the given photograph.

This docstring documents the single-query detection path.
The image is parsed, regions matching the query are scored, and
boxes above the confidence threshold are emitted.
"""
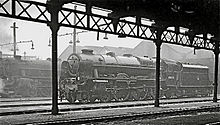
[0,97,51,102]
[43,105,220,125]
[0,97,218,116]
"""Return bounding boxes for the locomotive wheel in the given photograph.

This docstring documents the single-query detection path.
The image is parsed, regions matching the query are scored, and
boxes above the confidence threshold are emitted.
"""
[130,90,139,101]
[113,89,129,101]
[116,73,129,79]
[163,88,172,99]
[149,88,155,99]
[37,88,51,97]
[201,94,208,97]
[164,93,172,99]
[59,89,64,102]
[175,90,182,98]
[137,89,147,100]
[89,96,96,103]
[89,93,96,103]
[100,92,111,102]
[203,90,211,97]
[79,92,89,103]
[66,92,76,103]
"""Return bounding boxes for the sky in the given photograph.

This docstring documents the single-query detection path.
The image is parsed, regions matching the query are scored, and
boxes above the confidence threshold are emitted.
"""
[0,0,143,59]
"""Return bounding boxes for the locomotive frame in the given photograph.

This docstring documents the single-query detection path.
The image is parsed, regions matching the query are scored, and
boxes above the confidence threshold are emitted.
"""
[59,49,213,103]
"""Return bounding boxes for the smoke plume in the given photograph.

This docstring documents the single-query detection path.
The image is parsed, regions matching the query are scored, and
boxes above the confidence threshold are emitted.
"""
[0,18,13,50]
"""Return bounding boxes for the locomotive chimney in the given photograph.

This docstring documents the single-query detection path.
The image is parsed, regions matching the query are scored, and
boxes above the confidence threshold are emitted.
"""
[106,52,115,57]
[81,49,94,55]
[14,55,21,60]
[0,51,2,59]
[123,54,133,57]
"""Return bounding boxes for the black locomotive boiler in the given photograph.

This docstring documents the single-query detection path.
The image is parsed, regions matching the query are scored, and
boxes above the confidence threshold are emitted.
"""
[59,49,213,103]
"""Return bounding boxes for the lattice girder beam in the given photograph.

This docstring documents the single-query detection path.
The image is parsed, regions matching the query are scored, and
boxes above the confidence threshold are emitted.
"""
[0,0,215,50]
[0,0,50,23]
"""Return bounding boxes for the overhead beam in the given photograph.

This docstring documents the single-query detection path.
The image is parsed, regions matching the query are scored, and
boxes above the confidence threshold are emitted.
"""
[0,0,215,51]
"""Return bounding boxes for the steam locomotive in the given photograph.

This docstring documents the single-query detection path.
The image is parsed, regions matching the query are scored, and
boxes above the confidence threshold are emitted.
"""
[59,49,213,103]
[0,55,52,98]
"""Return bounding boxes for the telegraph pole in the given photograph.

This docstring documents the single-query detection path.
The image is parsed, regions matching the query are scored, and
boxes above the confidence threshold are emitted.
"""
[73,5,77,54]
[10,22,18,57]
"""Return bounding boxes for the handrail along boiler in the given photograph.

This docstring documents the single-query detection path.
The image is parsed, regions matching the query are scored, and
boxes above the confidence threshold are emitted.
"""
[59,49,213,103]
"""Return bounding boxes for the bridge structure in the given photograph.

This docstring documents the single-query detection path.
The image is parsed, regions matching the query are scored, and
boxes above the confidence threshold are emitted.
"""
[0,0,219,115]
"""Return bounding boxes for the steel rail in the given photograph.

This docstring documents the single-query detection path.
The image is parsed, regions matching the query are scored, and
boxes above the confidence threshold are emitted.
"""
[0,97,218,116]
[36,105,220,125]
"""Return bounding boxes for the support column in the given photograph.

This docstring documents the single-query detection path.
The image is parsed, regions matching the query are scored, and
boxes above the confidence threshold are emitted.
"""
[86,3,92,29]
[213,0,220,103]
[174,26,179,43]
[73,5,77,54]
[213,38,219,102]
[154,30,163,107]
[136,16,141,37]
[47,1,61,115]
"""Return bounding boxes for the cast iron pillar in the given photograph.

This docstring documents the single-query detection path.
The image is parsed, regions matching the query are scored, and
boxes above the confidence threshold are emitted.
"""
[213,0,220,103]
[154,29,163,107]
[86,2,92,29]
[213,38,219,102]
[136,16,141,37]
[73,5,77,54]
[47,0,61,115]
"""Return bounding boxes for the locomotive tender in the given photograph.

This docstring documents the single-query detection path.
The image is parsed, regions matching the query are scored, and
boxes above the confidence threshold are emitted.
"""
[0,55,52,98]
[59,49,213,103]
